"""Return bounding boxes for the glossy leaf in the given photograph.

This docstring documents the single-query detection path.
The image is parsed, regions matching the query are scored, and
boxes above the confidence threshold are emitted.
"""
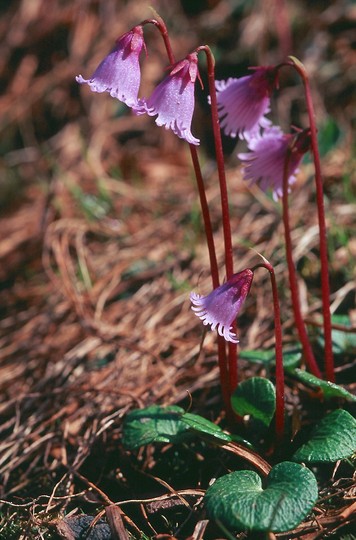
[293,409,356,462]
[181,412,232,442]
[240,348,301,370]
[292,369,356,401]
[239,349,275,364]
[122,405,232,450]
[316,314,356,355]
[231,377,276,427]
[282,349,302,370]
[330,315,356,353]
[122,405,190,449]
[205,461,318,532]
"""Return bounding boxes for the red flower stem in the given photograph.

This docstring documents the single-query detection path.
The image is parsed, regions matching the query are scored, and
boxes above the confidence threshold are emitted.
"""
[228,338,238,393]
[148,16,231,403]
[197,45,237,393]
[147,19,222,286]
[189,146,220,288]
[147,19,220,285]
[253,262,285,443]
[282,148,322,378]
[143,16,175,65]
[190,146,231,408]
[267,264,285,443]
[217,337,230,411]
[197,46,234,279]
[287,57,334,382]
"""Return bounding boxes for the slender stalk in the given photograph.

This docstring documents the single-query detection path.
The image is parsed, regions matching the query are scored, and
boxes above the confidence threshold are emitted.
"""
[147,16,231,404]
[268,265,285,443]
[147,19,221,288]
[217,337,229,411]
[189,146,219,288]
[142,15,175,65]
[190,146,231,407]
[197,45,237,393]
[228,337,238,393]
[282,147,322,378]
[288,57,334,381]
[253,261,285,443]
[196,46,234,280]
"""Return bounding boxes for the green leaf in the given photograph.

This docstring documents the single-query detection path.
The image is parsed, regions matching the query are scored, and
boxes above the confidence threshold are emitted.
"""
[229,434,255,449]
[239,349,275,364]
[205,462,318,533]
[240,348,302,370]
[181,413,232,443]
[316,116,342,157]
[293,409,356,463]
[122,406,232,450]
[231,377,276,427]
[315,314,356,355]
[122,405,190,449]
[292,368,356,401]
[330,315,356,353]
[282,349,303,370]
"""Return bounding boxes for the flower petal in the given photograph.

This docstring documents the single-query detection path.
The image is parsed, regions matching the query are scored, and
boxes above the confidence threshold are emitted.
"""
[133,53,200,145]
[76,26,144,108]
[212,67,278,140]
[190,269,254,343]
[238,126,304,199]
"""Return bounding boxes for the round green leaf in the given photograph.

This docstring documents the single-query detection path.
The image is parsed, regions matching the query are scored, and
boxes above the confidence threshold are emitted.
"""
[292,369,356,402]
[205,462,318,533]
[231,377,276,427]
[293,409,356,462]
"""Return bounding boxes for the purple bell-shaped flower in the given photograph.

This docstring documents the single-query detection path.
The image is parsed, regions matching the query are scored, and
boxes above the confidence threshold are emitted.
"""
[76,26,145,107]
[238,126,311,200]
[190,269,254,343]
[214,66,278,140]
[134,53,200,145]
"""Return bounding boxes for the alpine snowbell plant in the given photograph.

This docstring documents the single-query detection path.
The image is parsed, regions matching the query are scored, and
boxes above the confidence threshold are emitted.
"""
[78,14,354,537]
[76,14,336,408]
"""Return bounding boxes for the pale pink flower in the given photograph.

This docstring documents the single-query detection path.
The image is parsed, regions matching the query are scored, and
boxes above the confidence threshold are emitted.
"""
[238,126,310,200]
[133,53,200,145]
[190,269,254,343]
[214,66,278,140]
[76,26,145,107]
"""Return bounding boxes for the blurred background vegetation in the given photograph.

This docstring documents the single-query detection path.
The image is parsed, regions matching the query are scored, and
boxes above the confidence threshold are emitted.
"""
[0,0,355,208]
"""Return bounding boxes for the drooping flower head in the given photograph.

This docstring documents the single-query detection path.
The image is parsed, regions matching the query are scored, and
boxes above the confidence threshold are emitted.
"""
[238,126,311,200]
[133,53,200,145]
[190,269,254,343]
[76,26,145,107]
[213,66,279,140]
